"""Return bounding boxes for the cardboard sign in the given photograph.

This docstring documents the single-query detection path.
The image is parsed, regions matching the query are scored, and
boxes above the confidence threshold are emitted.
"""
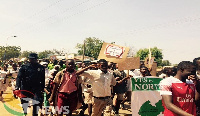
[150,62,157,76]
[105,44,125,58]
[144,57,155,69]
[98,42,129,63]
[144,57,157,76]
[118,57,140,71]
[131,76,164,116]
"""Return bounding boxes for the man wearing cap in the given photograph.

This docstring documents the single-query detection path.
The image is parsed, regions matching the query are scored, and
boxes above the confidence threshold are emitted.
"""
[15,53,45,116]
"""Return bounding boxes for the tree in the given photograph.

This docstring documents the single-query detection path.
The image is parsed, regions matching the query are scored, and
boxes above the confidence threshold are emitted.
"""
[76,37,104,59]
[20,50,36,58]
[136,47,163,66]
[161,60,171,66]
[0,46,21,60]
[38,50,54,59]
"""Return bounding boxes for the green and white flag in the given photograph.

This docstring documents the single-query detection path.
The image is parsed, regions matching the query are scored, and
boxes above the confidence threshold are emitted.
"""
[131,76,164,116]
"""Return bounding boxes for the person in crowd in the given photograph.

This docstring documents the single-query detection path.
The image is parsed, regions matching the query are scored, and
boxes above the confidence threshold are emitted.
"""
[0,63,12,101]
[79,61,98,116]
[17,61,23,68]
[0,64,9,101]
[10,63,19,98]
[48,59,93,116]
[159,61,200,116]
[171,66,177,77]
[80,59,116,116]
[110,63,129,115]
[193,57,200,78]
[40,61,51,115]
[58,60,66,71]
[159,67,174,78]
[15,53,45,116]
[48,59,58,70]
[139,65,152,77]
[193,57,200,116]
[121,69,138,109]
[47,65,60,115]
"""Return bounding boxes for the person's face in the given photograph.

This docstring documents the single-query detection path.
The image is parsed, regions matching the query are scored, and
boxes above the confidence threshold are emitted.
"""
[66,60,75,72]
[99,62,108,73]
[140,67,147,75]
[181,66,196,80]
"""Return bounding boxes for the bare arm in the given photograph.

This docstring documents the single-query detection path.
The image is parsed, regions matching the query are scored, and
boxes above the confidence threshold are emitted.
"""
[117,76,131,84]
[48,71,61,103]
[44,88,50,95]
[162,95,193,116]
[76,66,91,76]
[48,83,59,103]
[76,64,96,76]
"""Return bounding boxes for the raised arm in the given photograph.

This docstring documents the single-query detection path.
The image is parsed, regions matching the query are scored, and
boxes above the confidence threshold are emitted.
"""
[76,65,92,76]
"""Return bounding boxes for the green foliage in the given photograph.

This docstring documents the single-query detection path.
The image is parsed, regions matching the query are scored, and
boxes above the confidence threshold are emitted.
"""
[38,50,54,59]
[136,47,163,66]
[0,46,21,60]
[161,60,171,67]
[20,51,35,58]
[135,48,149,60]
[20,49,65,59]
[76,37,104,59]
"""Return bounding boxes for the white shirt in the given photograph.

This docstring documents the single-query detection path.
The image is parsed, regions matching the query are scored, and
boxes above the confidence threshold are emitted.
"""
[81,69,116,97]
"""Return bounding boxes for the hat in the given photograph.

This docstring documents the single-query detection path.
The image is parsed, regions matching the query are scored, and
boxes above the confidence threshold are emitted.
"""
[28,53,38,59]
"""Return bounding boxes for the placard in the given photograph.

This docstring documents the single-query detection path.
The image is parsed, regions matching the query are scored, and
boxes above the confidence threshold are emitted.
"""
[131,76,164,116]
[118,57,140,71]
[98,42,129,63]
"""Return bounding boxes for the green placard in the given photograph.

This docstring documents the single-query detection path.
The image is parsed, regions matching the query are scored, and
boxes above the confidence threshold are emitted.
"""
[132,77,163,91]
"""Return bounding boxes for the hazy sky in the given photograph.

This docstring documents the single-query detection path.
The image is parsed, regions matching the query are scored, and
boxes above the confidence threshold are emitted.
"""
[0,0,200,64]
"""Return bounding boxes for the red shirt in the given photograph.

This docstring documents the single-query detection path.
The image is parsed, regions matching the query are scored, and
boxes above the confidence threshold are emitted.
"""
[58,71,77,94]
[160,77,196,116]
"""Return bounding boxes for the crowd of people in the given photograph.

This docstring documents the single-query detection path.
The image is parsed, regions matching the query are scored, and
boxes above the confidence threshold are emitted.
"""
[0,53,200,116]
